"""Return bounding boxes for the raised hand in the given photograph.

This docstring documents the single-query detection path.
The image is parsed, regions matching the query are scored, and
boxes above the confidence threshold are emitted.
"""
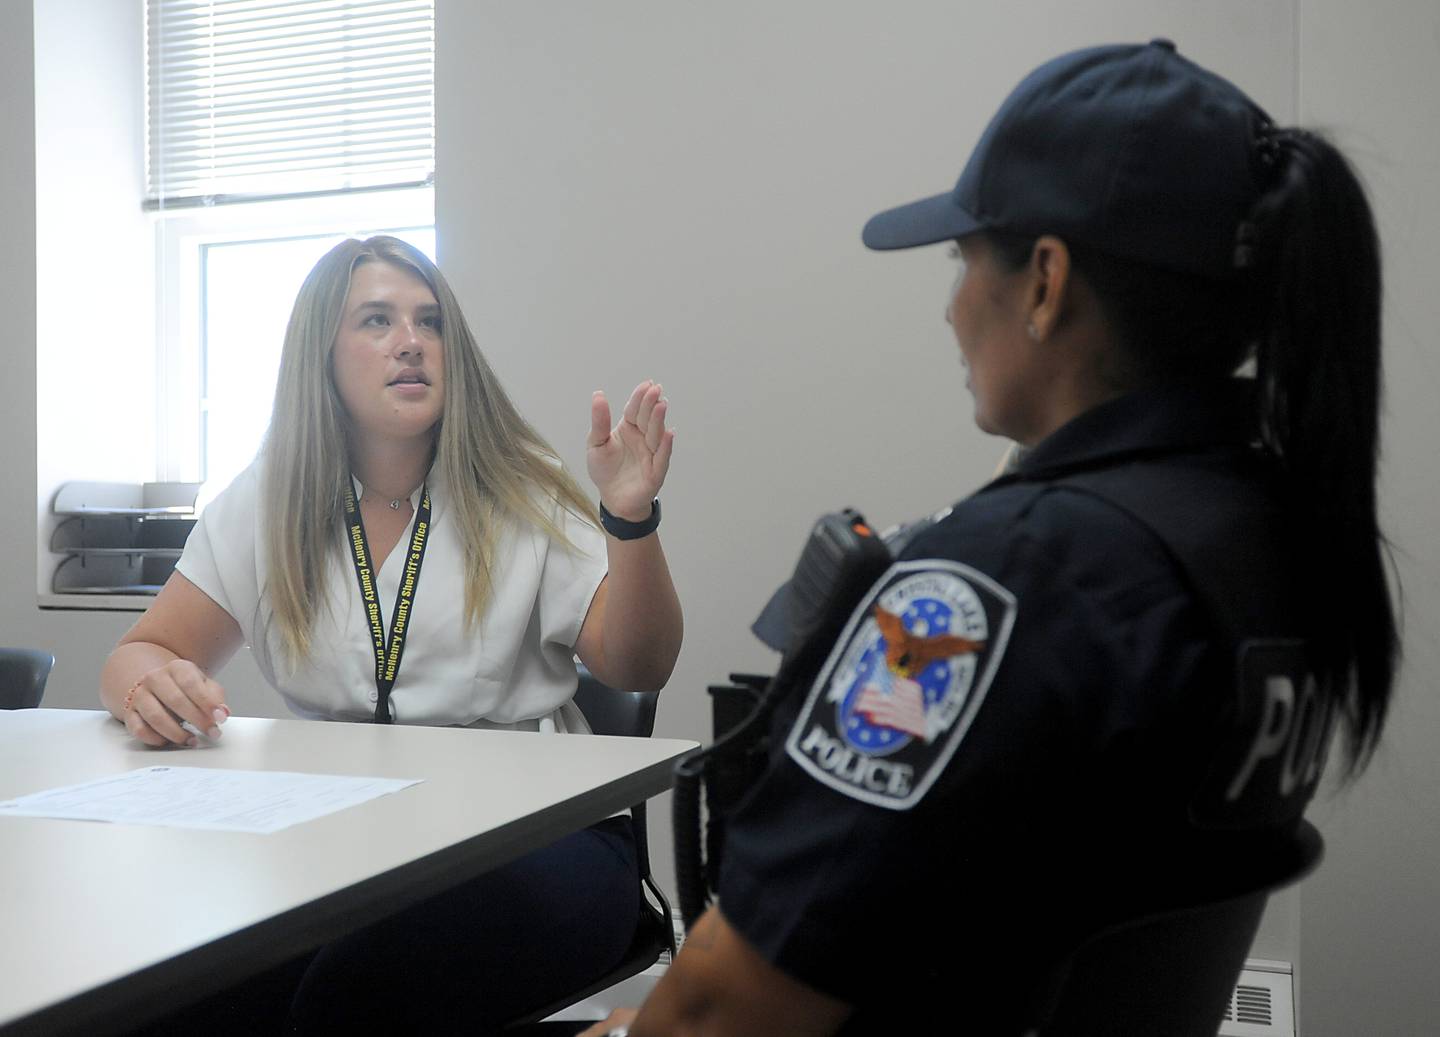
[586,380,675,521]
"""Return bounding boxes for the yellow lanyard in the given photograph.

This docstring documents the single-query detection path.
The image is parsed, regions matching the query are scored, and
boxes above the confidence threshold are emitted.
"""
[342,481,432,723]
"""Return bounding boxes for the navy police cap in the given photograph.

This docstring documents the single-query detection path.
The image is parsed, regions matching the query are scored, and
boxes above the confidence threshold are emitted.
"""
[862,40,1274,278]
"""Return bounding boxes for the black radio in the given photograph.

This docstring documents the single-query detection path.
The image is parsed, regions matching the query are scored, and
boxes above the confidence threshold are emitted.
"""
[672,508,895,927]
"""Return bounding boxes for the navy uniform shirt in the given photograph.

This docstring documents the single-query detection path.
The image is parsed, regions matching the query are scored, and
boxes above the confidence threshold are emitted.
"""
[718,381,1331,1033]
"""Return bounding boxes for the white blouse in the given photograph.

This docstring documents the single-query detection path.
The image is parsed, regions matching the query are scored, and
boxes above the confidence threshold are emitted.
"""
[176,461,609,733]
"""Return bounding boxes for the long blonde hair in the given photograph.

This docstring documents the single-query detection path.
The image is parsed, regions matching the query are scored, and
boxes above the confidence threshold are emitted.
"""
[261,235,598,664]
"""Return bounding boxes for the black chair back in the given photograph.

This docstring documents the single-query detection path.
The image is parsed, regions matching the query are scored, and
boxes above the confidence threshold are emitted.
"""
[572,669,665,899]
[1028,821,1324,1037]
[502,668,676,1031]
[572,672,659,739]
[0,648,55,709]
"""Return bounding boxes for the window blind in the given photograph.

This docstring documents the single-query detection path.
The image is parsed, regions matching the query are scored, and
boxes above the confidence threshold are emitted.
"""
[146,0,434,208]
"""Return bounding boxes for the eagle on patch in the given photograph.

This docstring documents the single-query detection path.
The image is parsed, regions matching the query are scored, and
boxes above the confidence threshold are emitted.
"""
[854,607,985,741]
[874,607,984,675]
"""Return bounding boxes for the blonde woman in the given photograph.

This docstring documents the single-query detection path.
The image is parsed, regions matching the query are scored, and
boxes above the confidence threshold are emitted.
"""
[99,236,682,1032]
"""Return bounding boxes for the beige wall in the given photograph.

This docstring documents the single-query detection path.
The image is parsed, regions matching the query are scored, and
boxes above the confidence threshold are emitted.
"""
[1296,0,1440,1032]
[0,3,134,697]
[8,0,278,720]
[0,2,38,657]
[433,0,1301,956]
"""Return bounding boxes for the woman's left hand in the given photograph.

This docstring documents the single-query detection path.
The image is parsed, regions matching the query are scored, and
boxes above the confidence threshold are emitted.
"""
[587,380,674,521]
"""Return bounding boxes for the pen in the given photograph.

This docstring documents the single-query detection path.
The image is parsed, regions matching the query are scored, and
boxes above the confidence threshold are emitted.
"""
[180,720,216,745]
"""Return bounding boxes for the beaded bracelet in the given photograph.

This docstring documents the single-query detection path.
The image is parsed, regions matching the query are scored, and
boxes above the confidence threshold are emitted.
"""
[121,680,143,713]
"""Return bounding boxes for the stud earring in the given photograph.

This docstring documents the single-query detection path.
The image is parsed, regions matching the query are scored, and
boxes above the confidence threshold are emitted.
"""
[1026,322,1040,341]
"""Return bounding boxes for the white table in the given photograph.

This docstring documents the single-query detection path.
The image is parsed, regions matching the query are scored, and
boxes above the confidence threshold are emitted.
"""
[0,708,696,1036]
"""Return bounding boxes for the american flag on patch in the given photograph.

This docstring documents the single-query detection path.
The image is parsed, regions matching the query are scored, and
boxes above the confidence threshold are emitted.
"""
[854,676,929,740]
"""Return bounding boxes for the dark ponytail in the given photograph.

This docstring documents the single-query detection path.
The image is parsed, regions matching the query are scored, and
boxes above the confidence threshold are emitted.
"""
[981,127,1399,779]
[1247,128,1398,777]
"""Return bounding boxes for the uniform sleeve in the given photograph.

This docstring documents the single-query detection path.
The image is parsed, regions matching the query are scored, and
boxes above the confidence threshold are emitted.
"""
[717,489,1214,1011]
[174,464,263,641]
[536,502,608,650]
[718,550,1064,1005]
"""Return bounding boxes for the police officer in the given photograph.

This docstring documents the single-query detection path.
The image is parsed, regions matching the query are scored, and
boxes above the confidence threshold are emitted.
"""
[583,39,1397,1037]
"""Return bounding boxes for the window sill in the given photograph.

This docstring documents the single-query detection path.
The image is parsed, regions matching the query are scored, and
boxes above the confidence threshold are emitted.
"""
[39,593,154,613]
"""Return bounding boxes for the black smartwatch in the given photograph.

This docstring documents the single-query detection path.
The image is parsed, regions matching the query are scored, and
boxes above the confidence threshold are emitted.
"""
[599,498,661,540]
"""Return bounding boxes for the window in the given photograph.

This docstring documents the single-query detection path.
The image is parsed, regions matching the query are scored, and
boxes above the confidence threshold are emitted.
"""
[155,192,436,490]
[146,0,435,208]
[200,223,437,492]
[147,0,436,487]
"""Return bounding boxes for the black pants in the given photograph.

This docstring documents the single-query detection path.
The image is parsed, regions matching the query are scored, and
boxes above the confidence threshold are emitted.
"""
[135,818,639,1036]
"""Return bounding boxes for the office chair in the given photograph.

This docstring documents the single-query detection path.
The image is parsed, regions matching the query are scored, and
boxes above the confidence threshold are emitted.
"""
[1023,820,1325,1037]
[0,647,55,709]
[502,667,679,1032]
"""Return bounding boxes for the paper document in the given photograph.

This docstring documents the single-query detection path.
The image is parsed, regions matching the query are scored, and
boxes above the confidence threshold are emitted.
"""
[0,766,422,834]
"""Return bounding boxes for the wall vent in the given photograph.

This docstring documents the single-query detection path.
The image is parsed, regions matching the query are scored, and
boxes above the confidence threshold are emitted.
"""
[1219,959,1295,1037]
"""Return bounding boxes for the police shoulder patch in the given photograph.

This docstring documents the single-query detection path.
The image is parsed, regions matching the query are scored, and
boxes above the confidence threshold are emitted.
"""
[784,559,1017,810]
